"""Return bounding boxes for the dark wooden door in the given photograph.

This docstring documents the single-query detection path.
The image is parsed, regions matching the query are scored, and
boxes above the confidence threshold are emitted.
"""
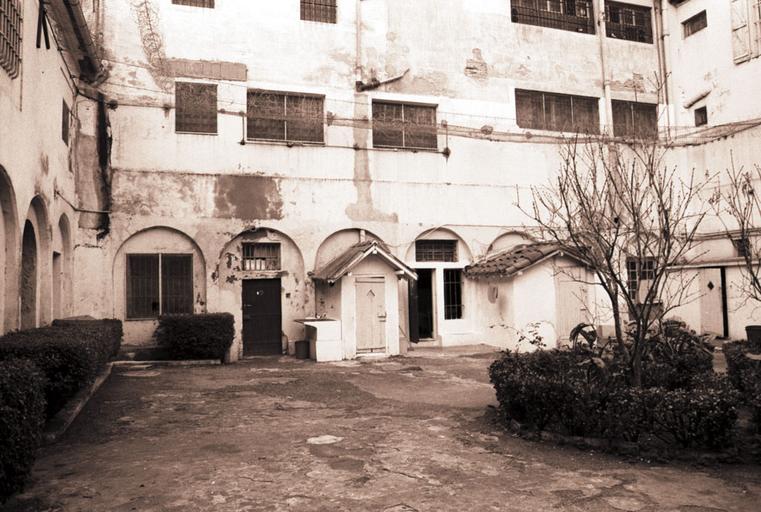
[242,279,282,356]
[417,269,434,339]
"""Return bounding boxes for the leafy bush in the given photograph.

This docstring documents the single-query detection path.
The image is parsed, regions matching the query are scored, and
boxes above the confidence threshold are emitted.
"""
[52,318,123,358]
[155,313,234,362]
[0,359,46,502]
[724,340,761,427]
[641,323,714,389]
[0,321,121,418]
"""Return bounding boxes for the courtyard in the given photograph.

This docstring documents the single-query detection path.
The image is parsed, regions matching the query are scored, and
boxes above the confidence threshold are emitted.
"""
[3,346,760,512]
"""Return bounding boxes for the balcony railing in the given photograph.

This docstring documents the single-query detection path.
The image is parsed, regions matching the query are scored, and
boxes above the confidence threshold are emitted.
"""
[511,5,596,35]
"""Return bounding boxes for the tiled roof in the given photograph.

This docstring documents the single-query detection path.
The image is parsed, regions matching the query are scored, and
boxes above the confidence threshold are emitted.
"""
[312,240,417,284]
[464,242,580,279]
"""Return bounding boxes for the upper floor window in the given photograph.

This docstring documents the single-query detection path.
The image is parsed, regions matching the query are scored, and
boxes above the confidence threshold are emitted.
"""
[694,106,708,126]
[301,0,337,23]
[242,243,281,271]
[733,237,751,258]
[416,240,458,262]
[606,2,653,43]
[172,0,215,7]
[516,89,600,134]
[626,257,655,301]
[62,100,70,145]
[247,90,324,143]
[511,0,595,35]
[730,0,761,64]
[0,0,22,78]
[683,10,707,37]
[372,101,438,150]
[127,254,194,319]
[611,100,658,138]
[175,82,218,134]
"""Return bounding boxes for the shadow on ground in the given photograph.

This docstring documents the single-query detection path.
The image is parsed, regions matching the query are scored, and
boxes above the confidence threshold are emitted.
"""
[3,345,760,511]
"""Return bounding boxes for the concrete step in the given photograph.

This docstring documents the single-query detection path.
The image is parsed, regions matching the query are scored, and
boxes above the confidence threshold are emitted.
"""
[117,344,171,361]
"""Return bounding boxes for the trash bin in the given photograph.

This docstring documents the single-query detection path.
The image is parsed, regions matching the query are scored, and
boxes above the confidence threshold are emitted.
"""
[746,325,761,345]
[295,340,309,359]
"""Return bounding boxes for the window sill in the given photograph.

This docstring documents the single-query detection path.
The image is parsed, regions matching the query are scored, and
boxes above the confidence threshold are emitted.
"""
[125,317,159,322]
[244,138,325,147]
[372,145,440,153]
[176,131,219,136]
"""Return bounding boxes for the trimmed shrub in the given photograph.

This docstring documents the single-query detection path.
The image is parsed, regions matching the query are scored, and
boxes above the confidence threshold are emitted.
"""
[0,359,46,502]
[724,340,761,427]
[155,313,234,362]
[0,321,121,418]
[52,318,123,358]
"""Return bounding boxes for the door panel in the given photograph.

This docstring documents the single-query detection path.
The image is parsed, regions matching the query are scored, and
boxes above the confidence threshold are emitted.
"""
[700,268,724,336]
[242,279,282,356]
[556,267,589,345]
[356,277,386,352]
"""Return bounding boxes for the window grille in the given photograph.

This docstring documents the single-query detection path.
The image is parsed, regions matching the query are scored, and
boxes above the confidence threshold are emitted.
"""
[443,269,464,320]
[172,0,215,8]
[511,0,595,35]
[611,100,658,138]
[733,237,751,258]
[626,258,655,300]
[175,82,218,134]
[516,89,600,134]
[606,1,653,43]
[62,100,70,145]
[0,0,22,78]
[301,0,337,24]
[127,254,193,319]
[416,240,457,262]
[683,10,707,37]
[247,90,324,143]
[694,106,708,127]
[372,101,438,150]
[242,243,281,271]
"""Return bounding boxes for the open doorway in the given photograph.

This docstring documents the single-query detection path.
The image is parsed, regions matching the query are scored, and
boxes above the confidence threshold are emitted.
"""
[417,269,434,339]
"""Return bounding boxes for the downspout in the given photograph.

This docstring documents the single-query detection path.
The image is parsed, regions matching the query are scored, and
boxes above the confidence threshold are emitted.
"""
[355,0,363,87]
[593,0,613,134]
[654,0,673,141]
[62,0,104,83]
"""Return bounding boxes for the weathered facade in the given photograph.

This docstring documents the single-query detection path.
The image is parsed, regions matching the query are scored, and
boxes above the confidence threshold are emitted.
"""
[2,0,760,359]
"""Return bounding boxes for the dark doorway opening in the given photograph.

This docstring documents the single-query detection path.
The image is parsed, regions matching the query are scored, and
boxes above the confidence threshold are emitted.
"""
[417,269,434,339]
[20,220,37,330]
[242,278,282,356]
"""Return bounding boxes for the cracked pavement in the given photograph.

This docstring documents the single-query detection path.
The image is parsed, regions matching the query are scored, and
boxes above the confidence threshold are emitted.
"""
[3,346,760,511]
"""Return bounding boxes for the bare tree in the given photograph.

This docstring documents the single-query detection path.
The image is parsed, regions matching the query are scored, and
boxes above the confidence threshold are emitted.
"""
[713,163,761,305]
[526,137,709,387]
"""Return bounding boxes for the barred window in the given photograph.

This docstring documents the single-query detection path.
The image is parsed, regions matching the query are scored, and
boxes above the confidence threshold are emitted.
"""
[247,90,324,143]
[175,82,218,134]
[516,89,600,134]
[626,258,654,301]
[242,243,281,271]
[606,2,653,43]
[127,254,193,319]
[611,100,658,138]
[62,100,70,145]
[301,0,336,24]
[372,101,438,150]
[443,269,464,320]
[172,0,215,8]
[512,0,595,35]
[0,0,22,78]
[416,240,457,262]
[683,10,707,38]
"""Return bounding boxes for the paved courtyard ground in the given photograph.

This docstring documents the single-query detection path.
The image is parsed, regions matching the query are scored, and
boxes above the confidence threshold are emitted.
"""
[4,346,761,512]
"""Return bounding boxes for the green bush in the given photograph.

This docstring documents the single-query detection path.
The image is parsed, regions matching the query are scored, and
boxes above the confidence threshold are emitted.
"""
[0,359,46,502]
[155,313,234,362]
[52,318,123,358]
[724,340,761,427]
[489,349,739,450]
[0,320,121,418]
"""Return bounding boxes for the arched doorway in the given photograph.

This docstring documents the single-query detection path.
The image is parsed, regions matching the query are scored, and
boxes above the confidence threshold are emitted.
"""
[20,220,38,329]
[53,214,73,319]
[0,166,19,333]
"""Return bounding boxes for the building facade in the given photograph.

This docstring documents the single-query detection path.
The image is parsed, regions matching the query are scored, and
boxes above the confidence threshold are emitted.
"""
[2,0,759,359]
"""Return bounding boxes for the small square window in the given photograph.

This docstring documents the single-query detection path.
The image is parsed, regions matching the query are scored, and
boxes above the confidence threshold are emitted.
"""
[733,238,751,258]
[242,243,281,271]
[301,0,337,23]
[175,82,218,134]
[694,106,708,127]
[683,10,707,38]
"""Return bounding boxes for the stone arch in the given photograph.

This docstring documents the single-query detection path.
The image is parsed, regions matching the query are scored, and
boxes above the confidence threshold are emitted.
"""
[113,226,207,343]
[52,213,73,319]
[487,230,536,254]
[404,227,473,263]
[20,196,52,329]
[314,228,385,272]
[0,166,19,333]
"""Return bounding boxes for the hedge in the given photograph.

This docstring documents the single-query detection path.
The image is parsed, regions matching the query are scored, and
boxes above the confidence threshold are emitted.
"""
[155,313,234,362]
[52,318,123,358]
[0,320,122,418]
[724,340,761,427]
[489,349,738,450]
[0,359,46,502]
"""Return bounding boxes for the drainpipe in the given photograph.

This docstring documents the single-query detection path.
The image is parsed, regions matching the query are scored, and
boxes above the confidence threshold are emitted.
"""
[62,0,104,83]
[593,0,613,134]
[654,0,673,141]
[355,0,363,87]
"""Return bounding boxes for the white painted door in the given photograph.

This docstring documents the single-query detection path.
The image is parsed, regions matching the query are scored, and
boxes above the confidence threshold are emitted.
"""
[555,267,589,346]
[356,277,386,352]
[700,268,724,336]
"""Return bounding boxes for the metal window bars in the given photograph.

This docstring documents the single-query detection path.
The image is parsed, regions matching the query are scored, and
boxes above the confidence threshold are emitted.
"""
[511,0,595,35]
[443,269,464,320]
[372,101,438,150]
[247,91,325,143]
[415,240,457,262]
[606,1,653,43]
[301,0,337,24]
[175,82,218,134]
[515,89,600,134]
[242,243,281,271]
[127,254,194,318]
[1,0,22,78]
